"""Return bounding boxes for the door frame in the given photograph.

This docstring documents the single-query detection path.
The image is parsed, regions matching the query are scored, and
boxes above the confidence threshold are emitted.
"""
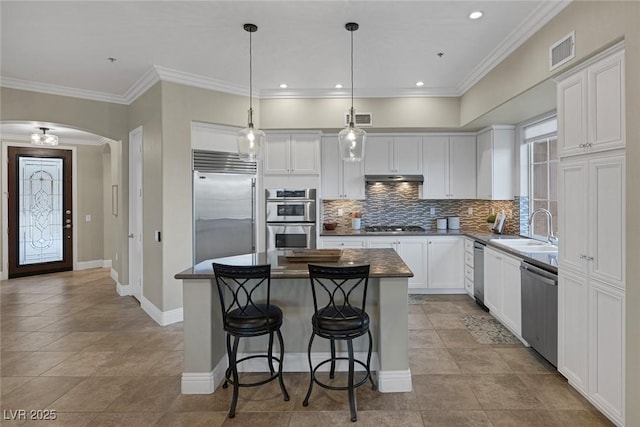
[128,126,143,301]
[2,141,78,280]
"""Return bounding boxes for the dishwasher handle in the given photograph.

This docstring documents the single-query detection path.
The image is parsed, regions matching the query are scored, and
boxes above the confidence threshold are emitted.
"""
[520,262,558,285]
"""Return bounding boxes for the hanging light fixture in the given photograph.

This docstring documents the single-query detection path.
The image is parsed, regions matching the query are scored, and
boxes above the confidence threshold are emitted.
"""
[237,23,265,162]
[338,22,366,162]
[31,127,59,146]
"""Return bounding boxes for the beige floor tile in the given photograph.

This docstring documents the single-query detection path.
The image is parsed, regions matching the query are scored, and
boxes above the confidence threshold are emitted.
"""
[466,374,545,410]
[407,313,433,330]
[21,412,96,427]
[41,351,116,376]
[0,376,83,411]
[219,411,291,426]
[0,331,69,351]
[49,376,135,411]
[426,313,466,329]
[0,303,58,317]
[409,348,460,375]
[105,376,181,412]
[289,410,421,426]
[448,347,513,374]
[38,316,131,332]
[84,412,164,427]
[0,377,33,396]
[149,351,184,376]
[350,385,418,411]
[155,412,227,427]
[39,331,111,351]
[129,331,183,351]
[549,409,616,426]
[93,350,168,376]
[518,373,593,410]
[485,409,562,426]
[80,331,144,352]
[420,301,461,314]
[412,374,481,411]
[0,316,62,332]
[436,329,483,348]
[494,347,556,374]
[408,329,445,349]
[1,351,75,376]
[421,410,492,426]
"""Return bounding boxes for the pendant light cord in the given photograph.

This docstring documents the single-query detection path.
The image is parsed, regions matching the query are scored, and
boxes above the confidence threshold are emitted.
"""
[350,28,354,116]
[249,29,253,113]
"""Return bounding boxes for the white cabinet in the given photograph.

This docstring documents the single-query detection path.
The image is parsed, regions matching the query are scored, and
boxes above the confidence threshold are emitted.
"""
[483,246,522,337]
[364,136,422,175]
[557,48,625,157]
[421,135,476,199]
[476,126,514,200]
[264,132,320,175]
[426,237,464,291]
[463,238,474,297]
[367,237,427,290]
[317,237,365,249]
[320,136,365,200]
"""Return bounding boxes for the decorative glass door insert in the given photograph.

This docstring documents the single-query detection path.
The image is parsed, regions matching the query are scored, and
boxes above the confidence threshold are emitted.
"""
[18,157,64,265]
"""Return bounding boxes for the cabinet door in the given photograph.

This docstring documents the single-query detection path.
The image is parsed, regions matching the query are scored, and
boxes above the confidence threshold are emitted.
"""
[421,135,449,199]
[589,155,625,289]
[500,254,522,336]
[290,134,320,174]
[264,134,291,174]
[449,135,477,199]
[364,136,393,174]
[318,238,365,249]
[476,130,493,200]
[342,158,365,200]
[398,239,427,290]
[588,51,625,152]
[367,238,396,250]
[557,71,587,157]
[393,136,422,174]
[558,159,588,274]
[589,279,624,423]
[484,247,502,314]
[427,237,463,290]
[320,136,342,199]
[558,270,589,394]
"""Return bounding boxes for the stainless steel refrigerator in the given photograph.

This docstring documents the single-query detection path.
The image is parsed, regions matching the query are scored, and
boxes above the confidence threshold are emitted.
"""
[193,150,256,264]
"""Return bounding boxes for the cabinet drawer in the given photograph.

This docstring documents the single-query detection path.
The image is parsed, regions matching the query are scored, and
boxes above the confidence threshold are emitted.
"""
[464,264,474,281]
[464,252,474,268]
[465,277,474,293]
[464,239,474,253]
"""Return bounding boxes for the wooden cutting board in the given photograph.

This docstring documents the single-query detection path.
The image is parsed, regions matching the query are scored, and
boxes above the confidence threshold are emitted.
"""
[284,249,342,262]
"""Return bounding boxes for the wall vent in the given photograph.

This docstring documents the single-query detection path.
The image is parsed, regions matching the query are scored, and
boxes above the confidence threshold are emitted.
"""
[550,31,575,71]
[344,112,373,127]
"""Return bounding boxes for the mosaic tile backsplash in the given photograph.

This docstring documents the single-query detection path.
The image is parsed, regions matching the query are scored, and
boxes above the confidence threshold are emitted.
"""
[322,182,521,234]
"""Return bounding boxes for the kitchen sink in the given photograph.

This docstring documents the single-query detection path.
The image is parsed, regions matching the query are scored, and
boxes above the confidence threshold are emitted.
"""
[490,238,558,254]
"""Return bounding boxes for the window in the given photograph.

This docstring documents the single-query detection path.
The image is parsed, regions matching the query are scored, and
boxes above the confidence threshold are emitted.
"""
[526,117,558,240]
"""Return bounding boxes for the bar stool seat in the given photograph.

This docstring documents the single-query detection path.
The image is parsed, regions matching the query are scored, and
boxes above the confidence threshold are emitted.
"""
[212,263,289,418]
[303,264,376,422]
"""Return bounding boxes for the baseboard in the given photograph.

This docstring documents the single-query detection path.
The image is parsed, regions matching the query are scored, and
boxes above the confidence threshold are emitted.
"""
[377,369,413,393]
[102,259,112,268]
[76,259,105,270]
[181,372,215,394]
[110,268,119,282]
[116,282,132,296]
[0,270,7,280]
[141,296,184,326]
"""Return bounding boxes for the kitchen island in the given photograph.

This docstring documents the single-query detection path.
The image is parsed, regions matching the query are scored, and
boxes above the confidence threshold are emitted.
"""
[175,248,413,394]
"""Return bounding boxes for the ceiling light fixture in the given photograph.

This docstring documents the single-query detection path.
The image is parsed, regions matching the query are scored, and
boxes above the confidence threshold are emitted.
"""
[335,84,343,89]
[237,23,265,162]
[416,81,424,87]
[338,22,366,162]
[279,83,287,89]
[31,127,59,146]
[469,11,483,20]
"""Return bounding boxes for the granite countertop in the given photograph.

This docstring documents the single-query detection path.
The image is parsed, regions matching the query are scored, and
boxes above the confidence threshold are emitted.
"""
[175,248,414,280]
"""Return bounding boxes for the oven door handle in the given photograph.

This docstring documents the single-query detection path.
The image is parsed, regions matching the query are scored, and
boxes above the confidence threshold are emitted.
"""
[266,222,316,227]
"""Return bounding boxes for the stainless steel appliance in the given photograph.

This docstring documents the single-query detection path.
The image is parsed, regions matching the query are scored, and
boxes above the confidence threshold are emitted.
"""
[193,150,256,263]
[473,240,489,311]
[520,261,558,367]
[266,188,317,251]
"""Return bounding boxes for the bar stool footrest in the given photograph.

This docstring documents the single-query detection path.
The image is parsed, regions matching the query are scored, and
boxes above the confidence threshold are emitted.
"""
[225,354,284,388]
[311,357,371,391]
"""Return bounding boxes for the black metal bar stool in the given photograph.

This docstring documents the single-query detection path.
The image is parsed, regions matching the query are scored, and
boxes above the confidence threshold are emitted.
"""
[303,264,376,422]
[212,263,289,418]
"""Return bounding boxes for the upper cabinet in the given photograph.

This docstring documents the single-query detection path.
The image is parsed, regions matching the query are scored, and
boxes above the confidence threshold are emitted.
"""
[421,135,476,199]
[557,48,625,157]
[320,136,365,200]
[264,132,321,175]
[364,136,422,175]
[476,126,514,200]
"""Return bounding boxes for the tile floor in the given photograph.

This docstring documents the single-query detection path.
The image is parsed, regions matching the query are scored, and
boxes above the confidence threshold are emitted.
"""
[0,268,614,426]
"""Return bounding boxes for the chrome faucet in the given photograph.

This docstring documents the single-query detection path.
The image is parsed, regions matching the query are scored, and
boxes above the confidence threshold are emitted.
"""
[528,208,558,246]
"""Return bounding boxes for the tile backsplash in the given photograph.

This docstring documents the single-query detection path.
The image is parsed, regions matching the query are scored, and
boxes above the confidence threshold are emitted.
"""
[322,182,521,234]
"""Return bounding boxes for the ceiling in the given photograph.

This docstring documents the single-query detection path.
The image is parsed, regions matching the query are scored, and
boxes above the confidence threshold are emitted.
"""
[1,1,569,103]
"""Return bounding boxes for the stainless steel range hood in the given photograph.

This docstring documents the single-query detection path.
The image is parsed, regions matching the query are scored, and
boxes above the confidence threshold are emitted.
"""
[365,174,424,183]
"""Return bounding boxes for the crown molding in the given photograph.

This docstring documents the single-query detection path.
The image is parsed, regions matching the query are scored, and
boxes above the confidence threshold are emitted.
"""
[0,76,129,105]
[457,0,572,94]
[259,86,460,99]
[122,66,161,104]
[153,65,256,98]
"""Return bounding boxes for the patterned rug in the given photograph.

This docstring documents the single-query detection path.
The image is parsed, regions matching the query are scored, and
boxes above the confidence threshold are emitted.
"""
[461,314,521,345]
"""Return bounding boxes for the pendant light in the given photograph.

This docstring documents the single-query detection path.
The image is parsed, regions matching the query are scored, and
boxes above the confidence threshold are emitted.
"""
[237,23,265,162]
[31,127,59,146]
[338,22,366,162]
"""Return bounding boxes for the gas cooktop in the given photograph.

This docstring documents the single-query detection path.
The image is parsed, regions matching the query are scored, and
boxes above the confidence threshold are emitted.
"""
[364,225,426,233]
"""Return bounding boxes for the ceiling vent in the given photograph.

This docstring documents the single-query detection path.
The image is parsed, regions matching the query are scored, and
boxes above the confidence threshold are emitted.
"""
[344,112,372,127]
[550,31,575,71]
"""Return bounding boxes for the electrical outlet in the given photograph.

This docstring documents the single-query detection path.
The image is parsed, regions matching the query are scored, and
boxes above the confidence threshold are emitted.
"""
[468,207,473,215]
[430,207,435,215]
[155,230,162,242]
[85,214,91,222]
[338,208,344,216]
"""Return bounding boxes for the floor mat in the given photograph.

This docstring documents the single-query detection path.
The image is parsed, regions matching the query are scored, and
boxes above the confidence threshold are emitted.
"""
[461,314,521,345]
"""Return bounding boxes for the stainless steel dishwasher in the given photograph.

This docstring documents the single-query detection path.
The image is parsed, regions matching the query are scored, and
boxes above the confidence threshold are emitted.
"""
[473,241,489,311]
[520,261,558,367]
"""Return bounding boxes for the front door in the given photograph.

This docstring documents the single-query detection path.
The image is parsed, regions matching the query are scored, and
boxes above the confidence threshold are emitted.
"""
[8,147,73,278]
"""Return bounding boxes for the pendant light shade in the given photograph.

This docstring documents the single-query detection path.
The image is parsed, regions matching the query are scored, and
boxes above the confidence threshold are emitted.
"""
[31,127,59,146]
[237,23,265,162]
[338,22,366,162]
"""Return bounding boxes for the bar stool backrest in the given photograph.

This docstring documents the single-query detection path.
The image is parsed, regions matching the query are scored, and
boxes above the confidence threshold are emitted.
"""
[212,263,272,326]
[307,264,370,322]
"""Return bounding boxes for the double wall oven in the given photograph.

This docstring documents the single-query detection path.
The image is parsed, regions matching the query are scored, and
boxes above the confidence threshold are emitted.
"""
[265,188,317,251]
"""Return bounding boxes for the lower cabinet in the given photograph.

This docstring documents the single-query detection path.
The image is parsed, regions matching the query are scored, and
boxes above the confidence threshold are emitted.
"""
[367,237,427,290]
[317,237,365,249]
[426,237,464,292]
[484,247,522,337]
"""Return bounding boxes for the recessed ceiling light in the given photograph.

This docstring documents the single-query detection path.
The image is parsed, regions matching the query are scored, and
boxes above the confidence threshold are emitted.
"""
[335,84,343,89]
[469,11,483,20]
[279,83,287,89]
[416,81,424,87]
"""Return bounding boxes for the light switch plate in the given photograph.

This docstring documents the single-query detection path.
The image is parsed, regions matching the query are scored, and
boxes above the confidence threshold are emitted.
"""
[85,214,91,222]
